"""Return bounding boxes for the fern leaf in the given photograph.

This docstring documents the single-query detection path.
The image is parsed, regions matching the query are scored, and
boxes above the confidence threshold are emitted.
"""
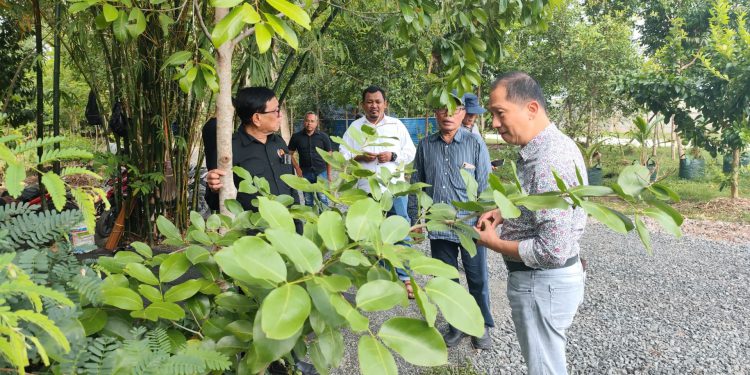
[69,274,103,305]
[147,327,172,355]
[12,136,67,154]
[5,163,25,198]
[0,202,38,222]
[72,188,96,235]
[61,167,102,180]
[42,172,67,211]
[15,309,71,352]
[0,279,74,307]
[183,347,232,371]
[0,134,22,144]
[0,143,18,165]
[28,335,50,366]
[38,148,94,165]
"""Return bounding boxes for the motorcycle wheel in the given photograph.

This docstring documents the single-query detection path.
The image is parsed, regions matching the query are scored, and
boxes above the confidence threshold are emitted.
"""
[94,204,119,248]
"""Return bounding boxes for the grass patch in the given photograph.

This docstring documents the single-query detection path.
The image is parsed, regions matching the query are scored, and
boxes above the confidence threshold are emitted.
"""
[420,361,482,375]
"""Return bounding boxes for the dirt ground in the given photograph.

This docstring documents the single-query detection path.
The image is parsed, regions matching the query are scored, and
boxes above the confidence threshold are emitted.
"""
[646,197,750,244]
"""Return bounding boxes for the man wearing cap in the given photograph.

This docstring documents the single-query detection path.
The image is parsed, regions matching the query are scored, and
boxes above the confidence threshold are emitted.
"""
[461,93,485,137]
[409,91,495,349]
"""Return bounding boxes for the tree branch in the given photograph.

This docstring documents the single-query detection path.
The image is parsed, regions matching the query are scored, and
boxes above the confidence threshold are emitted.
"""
[194,0,212,41]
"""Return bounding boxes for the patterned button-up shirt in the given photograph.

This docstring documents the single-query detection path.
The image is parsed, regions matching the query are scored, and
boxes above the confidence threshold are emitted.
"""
[501,124,588,269]
[410,127,491,243]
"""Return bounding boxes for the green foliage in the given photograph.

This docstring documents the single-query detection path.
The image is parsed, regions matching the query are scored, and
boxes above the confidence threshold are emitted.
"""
[0,207,82,251]
[0,253,74,374]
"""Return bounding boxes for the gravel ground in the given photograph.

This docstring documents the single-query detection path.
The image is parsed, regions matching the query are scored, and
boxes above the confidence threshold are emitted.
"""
[330,223,750,374]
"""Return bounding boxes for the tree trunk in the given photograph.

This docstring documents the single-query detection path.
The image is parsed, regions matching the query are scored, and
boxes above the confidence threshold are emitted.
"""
[33,0,47,210]
[280,102,291,143]
[670,115,676,160]
[215,8,237,217]
[731,148,740,199]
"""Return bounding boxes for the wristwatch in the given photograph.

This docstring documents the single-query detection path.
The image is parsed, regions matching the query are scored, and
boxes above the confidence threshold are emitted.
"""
[390,152,398,162]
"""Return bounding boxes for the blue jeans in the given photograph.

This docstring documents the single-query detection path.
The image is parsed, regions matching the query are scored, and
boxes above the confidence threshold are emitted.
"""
[429,239,494,328]
[507,262,585,375]
[302,170,329,207]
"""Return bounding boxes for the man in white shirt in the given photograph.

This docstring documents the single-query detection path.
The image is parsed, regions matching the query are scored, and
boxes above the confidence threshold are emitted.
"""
[340,86,417,192]
[340,85,417,296]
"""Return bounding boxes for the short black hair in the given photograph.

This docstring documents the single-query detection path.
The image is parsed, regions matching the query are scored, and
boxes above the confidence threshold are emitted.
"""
[491,72,547,112]
[234,87,276,125]
[361,85,387,103]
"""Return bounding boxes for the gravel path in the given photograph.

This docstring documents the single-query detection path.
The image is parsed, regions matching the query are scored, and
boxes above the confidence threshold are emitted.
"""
[330,223,750,374]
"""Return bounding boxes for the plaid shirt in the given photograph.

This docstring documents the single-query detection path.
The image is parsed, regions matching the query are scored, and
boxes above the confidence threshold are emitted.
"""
[410,127,491,243]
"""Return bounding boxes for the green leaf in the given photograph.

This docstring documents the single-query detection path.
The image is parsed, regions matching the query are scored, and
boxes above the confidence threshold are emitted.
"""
[648,183,680,202]
[317,211,348,251]
[126,7,147,37]
[261,284,311,340]
[424,277,484,337]
[265,228,323,274]
[226,320,254,341]
[157,215,182,241]
[340,250,371,267]
[212,3,257,47]
[215,291,255,312]
[130,241,153,259]
[102,3,119,22]
[379,215,410,245]
[214,237,287,284]
[144,301,185,321]
[5,163,24,197]
[329,294,369,332]
[459,169,478,201]
[159,252,191,283]
[79,308,108,336]
[186,245,211,264]
[125,263,159,285]
[158,13,174,36]
[409,257,459,279]
[643,206,682,238]
[314,275,351,292]
[264,13,298,49]
[190,211,206,231]
[493,190,521,219]
[138,284,163,302]
[164,279,203,302]
[280,174,316,192]
[514,195,569,211]
[580,201,628,234]
[356,280,407,312]
[377,317,447,366]
[112,11,128,42]
[617,165,651,197]
[569,185,614,197]
[358,335,397,375]
[457,231,477,257]
[266,0,310,29]
[634,215,652,255]
[41,172,66,211]
[254,22,274,53]
[103,287,144,311]
[258,197,295,232]
[413,283,437,327]
[346,198,383,241]
[646,198,684,226]
[317,327,344,367]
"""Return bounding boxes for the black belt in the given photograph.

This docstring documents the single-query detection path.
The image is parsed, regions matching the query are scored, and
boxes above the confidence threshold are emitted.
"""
[505,255,579,273]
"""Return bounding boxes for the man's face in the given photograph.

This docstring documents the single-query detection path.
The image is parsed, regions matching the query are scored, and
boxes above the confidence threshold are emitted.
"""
[462,113,478,126]
[489,86,530,145]
[362,91,387,123]
[255,97,281,134]
[435,106,466,133]
[304,114,318,133]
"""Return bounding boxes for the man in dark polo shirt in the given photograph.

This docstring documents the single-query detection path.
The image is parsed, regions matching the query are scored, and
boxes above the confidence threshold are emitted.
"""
[205,87,299,212]
[289,112,332,208]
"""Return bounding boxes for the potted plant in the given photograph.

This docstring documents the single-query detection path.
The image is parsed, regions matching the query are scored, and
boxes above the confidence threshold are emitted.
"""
[679,146,706,180]
[576,140,604,185]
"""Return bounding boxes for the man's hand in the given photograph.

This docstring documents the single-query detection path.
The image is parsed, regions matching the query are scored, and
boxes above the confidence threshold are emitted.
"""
[474,217,499,247]
[295,167,303,177]
[206,169,226,192]
[354,152,378,162]
[376,151,392,163]
[476,209,503,229]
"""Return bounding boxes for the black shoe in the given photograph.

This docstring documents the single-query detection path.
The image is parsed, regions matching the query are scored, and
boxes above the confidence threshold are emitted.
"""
[471,327,492,350]
[442,325,467,347]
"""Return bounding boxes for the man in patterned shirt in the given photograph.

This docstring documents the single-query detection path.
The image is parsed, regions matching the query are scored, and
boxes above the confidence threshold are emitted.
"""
[410,91,495,349]
[475,72,587,374]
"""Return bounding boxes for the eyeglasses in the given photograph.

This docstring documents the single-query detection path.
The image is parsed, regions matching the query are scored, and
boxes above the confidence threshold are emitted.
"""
[433,106,465,116]
[259,108,282,117]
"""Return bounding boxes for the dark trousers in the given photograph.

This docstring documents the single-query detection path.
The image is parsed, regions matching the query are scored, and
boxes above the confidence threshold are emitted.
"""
[430,239,494,328]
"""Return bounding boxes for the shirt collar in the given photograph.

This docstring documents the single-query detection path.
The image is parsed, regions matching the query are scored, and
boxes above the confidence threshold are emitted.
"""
[519,123,556,160]
[430,126,467,144]
[238,128,276,147]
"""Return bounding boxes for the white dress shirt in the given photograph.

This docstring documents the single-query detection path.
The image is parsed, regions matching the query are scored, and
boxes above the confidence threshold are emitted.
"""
[340,115,416,192]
